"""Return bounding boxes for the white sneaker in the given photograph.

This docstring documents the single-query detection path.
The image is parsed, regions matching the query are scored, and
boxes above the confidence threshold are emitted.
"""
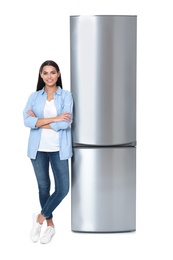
[30,213,42,243]
[40,226,55,244]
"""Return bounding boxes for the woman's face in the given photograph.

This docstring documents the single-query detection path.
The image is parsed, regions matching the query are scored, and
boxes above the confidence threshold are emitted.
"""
[40,65,60,87]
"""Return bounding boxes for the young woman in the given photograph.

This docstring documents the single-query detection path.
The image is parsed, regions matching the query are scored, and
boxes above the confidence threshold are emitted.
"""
[23,60,73,244]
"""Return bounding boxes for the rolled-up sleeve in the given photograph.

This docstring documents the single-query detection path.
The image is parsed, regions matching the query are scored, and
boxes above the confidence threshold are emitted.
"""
[50,91,73,131]
[23,92,39,129]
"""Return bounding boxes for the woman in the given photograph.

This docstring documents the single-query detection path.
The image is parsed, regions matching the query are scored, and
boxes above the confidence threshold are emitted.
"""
[23,60,73,244]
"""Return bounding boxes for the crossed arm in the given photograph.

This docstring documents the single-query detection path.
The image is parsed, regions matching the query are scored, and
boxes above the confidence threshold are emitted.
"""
[27,110,71,129]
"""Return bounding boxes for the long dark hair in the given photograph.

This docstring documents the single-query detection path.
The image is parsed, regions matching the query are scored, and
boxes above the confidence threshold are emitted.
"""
[36,60,63,91]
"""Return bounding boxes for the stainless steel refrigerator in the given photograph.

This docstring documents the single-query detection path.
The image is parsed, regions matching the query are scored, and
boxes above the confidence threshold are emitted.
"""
[70,15,137,232]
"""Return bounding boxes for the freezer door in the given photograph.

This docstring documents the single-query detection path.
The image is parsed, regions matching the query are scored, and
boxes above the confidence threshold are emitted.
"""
[70,15,136,145]
[71,147,136,232]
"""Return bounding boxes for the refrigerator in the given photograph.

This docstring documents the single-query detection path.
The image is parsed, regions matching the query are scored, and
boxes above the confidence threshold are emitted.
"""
[70,15,137,232]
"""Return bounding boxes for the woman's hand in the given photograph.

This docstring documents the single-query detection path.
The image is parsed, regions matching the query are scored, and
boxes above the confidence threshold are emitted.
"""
[56,112,71,122]
[27,110,36,117]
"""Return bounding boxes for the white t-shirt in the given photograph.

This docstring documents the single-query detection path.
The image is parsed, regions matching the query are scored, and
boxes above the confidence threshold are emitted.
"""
[38,99,60,152]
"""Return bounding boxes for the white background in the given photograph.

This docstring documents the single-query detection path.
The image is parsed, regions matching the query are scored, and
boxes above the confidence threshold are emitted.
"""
[0,0,173,259]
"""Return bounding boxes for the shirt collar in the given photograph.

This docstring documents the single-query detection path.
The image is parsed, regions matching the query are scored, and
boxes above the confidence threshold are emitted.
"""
[41,86,62,95]
[56,86,62,95]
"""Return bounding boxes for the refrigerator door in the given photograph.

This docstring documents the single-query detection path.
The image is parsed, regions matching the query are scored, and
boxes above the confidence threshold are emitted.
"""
[71,147,136,232]
[70,15,137,146]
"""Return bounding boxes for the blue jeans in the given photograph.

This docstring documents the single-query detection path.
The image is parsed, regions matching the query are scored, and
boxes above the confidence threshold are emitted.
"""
[31,151,69,220]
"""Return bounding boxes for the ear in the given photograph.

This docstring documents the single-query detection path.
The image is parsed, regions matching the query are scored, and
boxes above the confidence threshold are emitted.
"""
[57,71,61,77]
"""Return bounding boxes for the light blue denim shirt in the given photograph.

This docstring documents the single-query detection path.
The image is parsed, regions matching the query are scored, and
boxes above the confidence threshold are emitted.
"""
[23,87,73,160]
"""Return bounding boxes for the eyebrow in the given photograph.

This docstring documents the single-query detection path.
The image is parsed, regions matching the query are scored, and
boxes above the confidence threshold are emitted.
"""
[42,70,56,73]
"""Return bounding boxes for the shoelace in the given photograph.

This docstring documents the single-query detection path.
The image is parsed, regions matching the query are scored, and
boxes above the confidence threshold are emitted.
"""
[43,226,54,236]
[33,224,41,235]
